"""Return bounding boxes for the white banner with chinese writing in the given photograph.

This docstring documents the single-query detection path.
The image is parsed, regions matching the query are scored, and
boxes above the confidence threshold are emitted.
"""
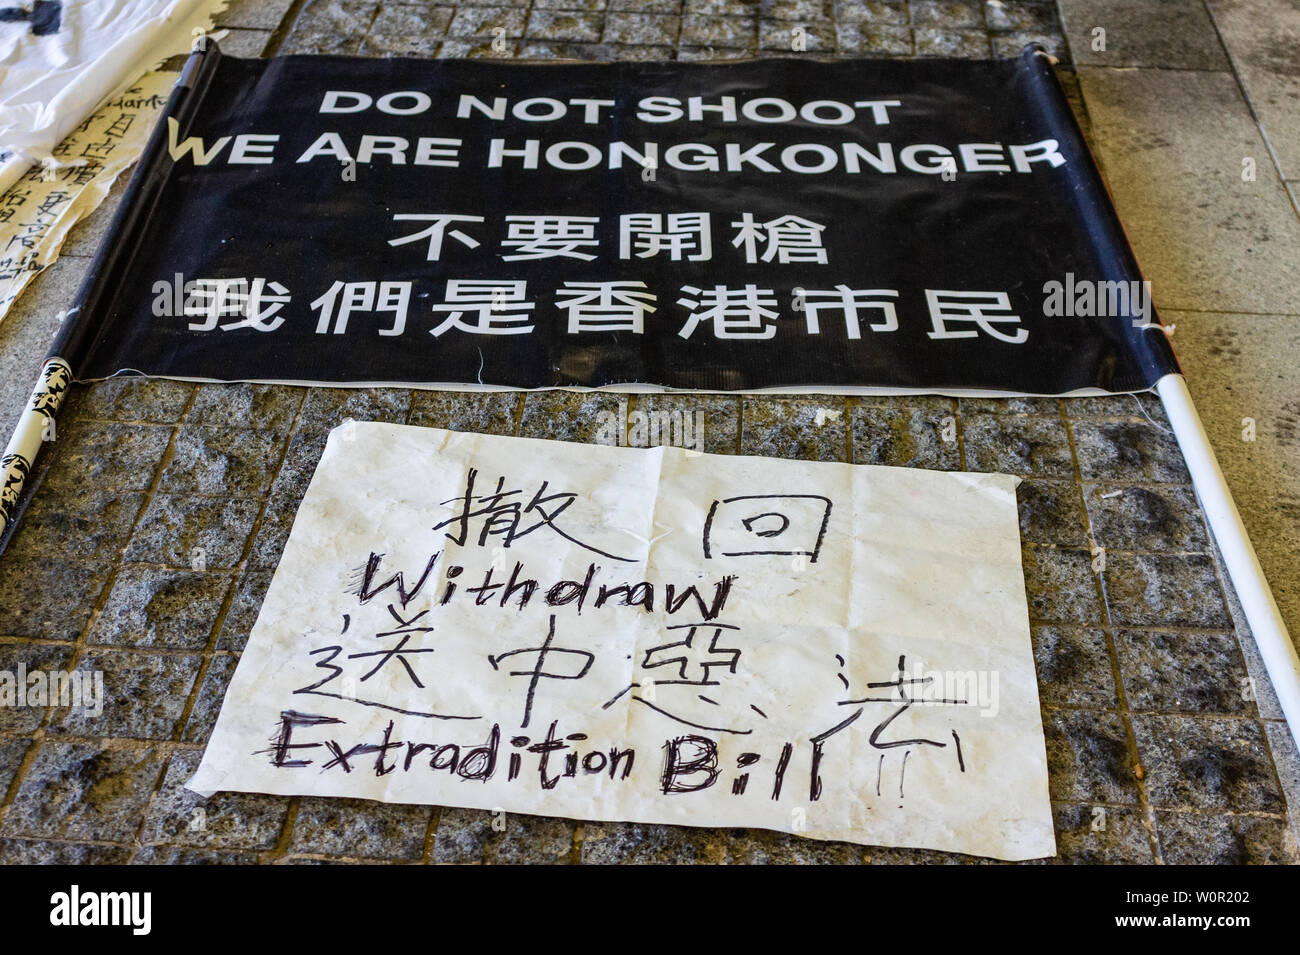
[0,0,227,194]
[189,422,1055,861]
[0,71,176,322]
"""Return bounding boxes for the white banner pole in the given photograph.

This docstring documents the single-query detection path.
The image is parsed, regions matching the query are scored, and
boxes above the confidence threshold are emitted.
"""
[0,358,73,546]
[1156,372,1300,746]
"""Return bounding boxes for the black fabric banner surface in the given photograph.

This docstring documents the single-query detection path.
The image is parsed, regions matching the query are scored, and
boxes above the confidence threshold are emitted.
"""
[57,44,1179,395]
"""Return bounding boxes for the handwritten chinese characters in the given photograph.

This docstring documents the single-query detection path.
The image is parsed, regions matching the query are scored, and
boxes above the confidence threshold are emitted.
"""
[1,71,175,320]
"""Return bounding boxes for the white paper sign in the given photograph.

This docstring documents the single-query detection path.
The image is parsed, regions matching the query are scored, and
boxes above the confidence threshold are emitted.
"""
[190,421,1055,861]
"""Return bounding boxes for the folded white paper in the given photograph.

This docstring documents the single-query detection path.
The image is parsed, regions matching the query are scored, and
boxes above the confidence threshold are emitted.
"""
[190,421,1055,861]
[0,0,227,194]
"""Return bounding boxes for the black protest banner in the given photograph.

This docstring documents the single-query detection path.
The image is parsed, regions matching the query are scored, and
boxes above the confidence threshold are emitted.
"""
[54,43,1175,395]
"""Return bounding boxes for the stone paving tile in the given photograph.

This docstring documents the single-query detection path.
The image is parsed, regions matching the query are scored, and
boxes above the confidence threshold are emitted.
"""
[289,797,432,860]
[42,421,172,494]
[611,0,678,10]
[125,495,262,569]
[0,839,134,864]
[448,5,527,37]
[188,383,301,434]
[741,396,848,461]
[1102,553,1231,629]
[76,379,194,424]
[1017,480,1088,546]
[134,845,266,864]
[216,0,296,30]
[0,736,30,793]
[580,821,726,863]
[296,386,411,432]
[851,402,961,470]
[914,28,990,58]
[960,395,1060,415]
[635,395,739,454]
[1043,707,1139,804]
[528,9,607,42]
[215,571,274,652]
[1064,390,1169,422]
[268,429,331,501]
[1132,714,1285,813]
[984,0,1057,34]
[765,0,832,19]
[4,741,167,841]
[724,828,864,863]
[518,391,623,442]
[4,487,145,561]
[247,490,299,569]
[1083,484,1210,552]
[962,414,1075,478]
[681,13,758,47]
[1263,720,1300,850]
[909,0,979,27]
[216,27,274,57]
[424,0,528,6]
[1031,625,1117,708]
[835,21,914,55]
[992,29,1063,59]
[88,568,231,650]
[0,557,114,640]
[678,45,759,59]
[759,18,834,51]
[1155,810,1298,865]
[281,0,379,54]
[1226,576,1288,724]
[1116,629,1253,715]
[433,807,574,862]
[1078,67,1300,315]
[142,749,289,850]
[362,5,453,55]
[0,643,74,734]
[603,12,681,46]
[1210,0,1300,182]
[407,390,520,435]
[1071,419,1190,483]
[47,651,203,741]
[439,37,519,56]
[833,0,907,24]
[865,846,996,863]
[533,0,609,9]
[159,426,286,498]
[1058,0,1229,70]
[182,655,239,743]
[1020,545,1103,624]
[1044,802,1155,863]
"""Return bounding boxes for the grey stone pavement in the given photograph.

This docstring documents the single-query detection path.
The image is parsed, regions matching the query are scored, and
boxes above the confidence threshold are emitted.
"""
[0,0,1297,864]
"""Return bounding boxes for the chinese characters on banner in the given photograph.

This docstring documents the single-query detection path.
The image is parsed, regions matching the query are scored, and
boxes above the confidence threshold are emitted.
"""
[189,423,1055,861]
[175,211,1025,344]
[64,53,1177,394]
